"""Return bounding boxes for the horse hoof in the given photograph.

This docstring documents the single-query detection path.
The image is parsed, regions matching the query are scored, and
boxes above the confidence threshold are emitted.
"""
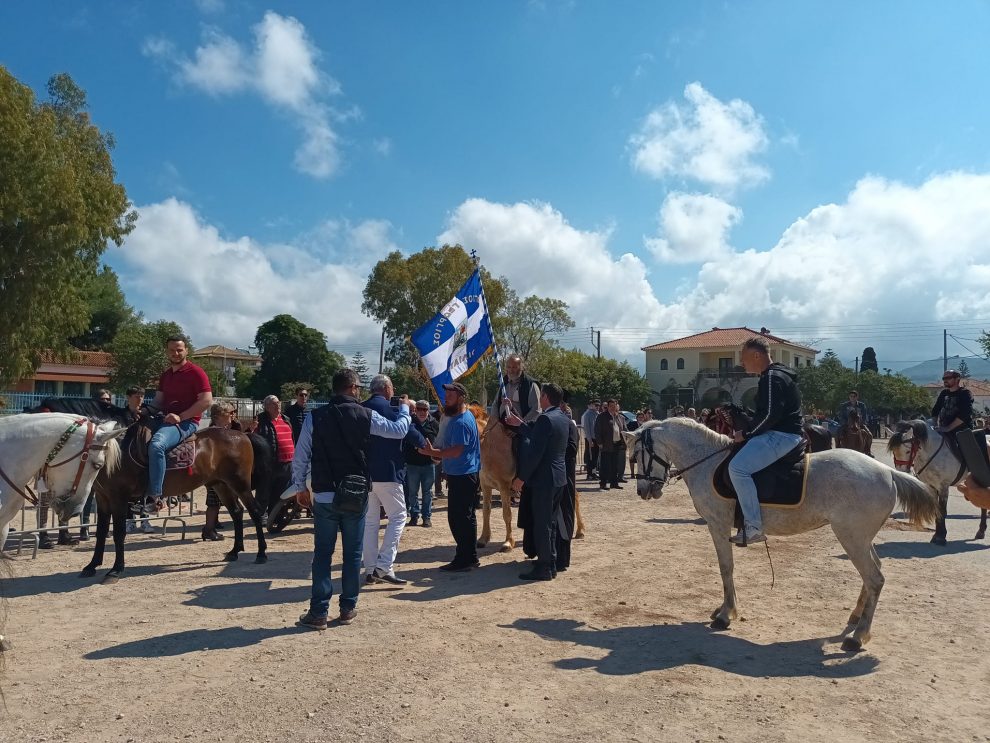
[223,551,239,562]
[254,554,268,564]
[574,532,585,540]
[476,540,488,549]
[976,529,986,540]
[710,616,730,631]
[79,567,96,578]
[101,573,120,585]
[841,636,864,652]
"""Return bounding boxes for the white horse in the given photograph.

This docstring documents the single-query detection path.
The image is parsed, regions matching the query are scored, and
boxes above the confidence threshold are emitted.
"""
[887,420,988,542]
[625,418,939,652]
[0,413,125,553]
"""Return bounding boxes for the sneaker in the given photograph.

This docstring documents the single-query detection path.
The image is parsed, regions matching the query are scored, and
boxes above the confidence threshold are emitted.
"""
[730,526,766,546]
[297,611,328,631]
[140,520,157,534]
[409,515,419,527]
[125,520,136,534]
[422,518,432,528]
[338,608,357,625]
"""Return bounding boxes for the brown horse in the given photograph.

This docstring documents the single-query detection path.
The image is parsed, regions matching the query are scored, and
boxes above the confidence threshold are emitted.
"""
[76,422,268,583]
[837,410,873,456]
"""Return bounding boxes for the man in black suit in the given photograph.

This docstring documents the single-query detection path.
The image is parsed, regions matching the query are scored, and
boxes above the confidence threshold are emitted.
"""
[507,383,570,581]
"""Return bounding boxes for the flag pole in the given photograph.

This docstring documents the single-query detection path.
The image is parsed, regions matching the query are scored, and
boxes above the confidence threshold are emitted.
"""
[471,249,508,409]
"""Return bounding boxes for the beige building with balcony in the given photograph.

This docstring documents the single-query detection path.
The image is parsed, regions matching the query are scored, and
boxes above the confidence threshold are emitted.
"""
[642,327,819,410]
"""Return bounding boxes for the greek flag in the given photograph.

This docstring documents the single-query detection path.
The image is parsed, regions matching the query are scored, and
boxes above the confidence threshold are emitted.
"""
[410,269,494,400]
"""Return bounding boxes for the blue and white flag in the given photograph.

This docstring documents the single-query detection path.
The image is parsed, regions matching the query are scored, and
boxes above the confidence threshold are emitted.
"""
[410,269,494,400]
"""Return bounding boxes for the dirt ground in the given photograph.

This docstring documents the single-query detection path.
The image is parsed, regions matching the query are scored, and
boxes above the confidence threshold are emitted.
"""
[2,440,989,743]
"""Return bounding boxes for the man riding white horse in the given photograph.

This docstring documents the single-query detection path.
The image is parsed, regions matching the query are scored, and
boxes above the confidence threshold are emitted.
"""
[727,336,804,546]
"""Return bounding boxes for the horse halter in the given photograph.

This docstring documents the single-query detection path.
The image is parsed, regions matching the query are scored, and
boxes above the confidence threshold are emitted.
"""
[892,433,941,476]
[633,427,671,488]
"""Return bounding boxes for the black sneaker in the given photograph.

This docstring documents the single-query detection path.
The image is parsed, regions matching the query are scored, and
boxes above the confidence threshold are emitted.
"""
[297,611,328,631]
[409,515,419,527]
[438,560,480,572]
[422,518,432,528]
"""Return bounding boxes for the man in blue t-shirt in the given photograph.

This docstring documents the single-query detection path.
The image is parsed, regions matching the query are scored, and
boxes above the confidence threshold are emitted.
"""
[419,381,481,571]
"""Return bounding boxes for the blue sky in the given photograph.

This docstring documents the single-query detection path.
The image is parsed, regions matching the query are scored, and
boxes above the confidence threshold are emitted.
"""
[3,1,990,375]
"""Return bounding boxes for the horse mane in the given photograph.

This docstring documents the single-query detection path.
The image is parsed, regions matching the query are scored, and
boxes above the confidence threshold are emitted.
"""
[645,417,732,448]
[103,435,122,477]
[887,420,929,453]
[467,403,489,430]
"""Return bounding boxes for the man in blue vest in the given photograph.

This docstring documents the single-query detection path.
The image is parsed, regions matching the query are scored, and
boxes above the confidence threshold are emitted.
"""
[490,354,542,422]
[362,374,425,585]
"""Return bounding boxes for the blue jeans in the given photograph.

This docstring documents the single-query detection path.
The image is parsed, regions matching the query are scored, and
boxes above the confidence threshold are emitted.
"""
[310,500,366,617]
[727,430,804,531]
[406,463,435,518]
[147,420,199,497]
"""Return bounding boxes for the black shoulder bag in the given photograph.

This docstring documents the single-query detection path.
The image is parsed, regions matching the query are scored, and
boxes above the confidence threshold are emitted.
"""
[329,404,371,514]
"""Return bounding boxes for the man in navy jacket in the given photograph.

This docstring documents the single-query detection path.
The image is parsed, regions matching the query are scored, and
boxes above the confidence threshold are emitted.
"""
[508,382,570,581]
[362,374,426,585]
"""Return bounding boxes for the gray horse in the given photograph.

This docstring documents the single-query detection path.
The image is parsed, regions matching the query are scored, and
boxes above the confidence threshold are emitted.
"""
[625,418,938,652]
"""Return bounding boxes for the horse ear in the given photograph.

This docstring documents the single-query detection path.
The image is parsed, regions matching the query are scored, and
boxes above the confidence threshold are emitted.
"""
[98,425,130,441]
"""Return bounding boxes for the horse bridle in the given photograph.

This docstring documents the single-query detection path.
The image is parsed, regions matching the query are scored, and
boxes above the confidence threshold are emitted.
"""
[0,419,108,505]
[633,427,672,487]
[892,430,964,484]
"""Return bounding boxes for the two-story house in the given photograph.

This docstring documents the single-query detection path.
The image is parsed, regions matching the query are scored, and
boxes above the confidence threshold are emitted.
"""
[642,326,819,411]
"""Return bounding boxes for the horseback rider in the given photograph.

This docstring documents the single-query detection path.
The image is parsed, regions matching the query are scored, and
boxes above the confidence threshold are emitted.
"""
[931,369,974,449]
[143,335,213,509]
[490,354,542,424]
[727,336,804,546]
[837,390,868,439]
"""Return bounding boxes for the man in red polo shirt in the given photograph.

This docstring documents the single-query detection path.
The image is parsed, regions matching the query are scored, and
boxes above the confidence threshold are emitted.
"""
[145,335,213,505]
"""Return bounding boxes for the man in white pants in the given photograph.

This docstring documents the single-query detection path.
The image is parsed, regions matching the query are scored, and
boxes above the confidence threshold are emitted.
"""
[362,375,426,585]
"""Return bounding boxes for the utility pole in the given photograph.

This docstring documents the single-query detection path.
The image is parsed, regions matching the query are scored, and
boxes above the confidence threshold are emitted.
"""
[854,356,859,374]
[943,328,948,373]
[379,328,386,374]
[590,327,602,359]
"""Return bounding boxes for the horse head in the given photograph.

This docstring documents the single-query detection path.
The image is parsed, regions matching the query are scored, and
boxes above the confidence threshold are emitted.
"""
[624,422,671,501]
[887,419,930,472]
[49,421,129,522]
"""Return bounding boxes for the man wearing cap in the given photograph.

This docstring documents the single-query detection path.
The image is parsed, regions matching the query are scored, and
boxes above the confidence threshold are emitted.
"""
[404,400,439,527]
[419,382,482,571]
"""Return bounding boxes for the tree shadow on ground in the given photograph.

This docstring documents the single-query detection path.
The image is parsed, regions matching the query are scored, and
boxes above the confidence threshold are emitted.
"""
[183,580,309,610]
[504,618,878,679]
[1,561,214,598]
[872,540,990,560]
[84,625,302,659]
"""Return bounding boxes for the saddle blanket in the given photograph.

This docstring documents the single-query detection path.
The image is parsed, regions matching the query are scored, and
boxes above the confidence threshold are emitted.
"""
[713,443,810,509]
[166,439,197,470]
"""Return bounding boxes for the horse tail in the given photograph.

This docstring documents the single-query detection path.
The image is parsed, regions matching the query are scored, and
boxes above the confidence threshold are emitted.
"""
[892,469,939,526]
[247,433,272,496]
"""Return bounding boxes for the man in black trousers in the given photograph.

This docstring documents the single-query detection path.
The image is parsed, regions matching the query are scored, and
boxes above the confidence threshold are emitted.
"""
[507,383,570,581]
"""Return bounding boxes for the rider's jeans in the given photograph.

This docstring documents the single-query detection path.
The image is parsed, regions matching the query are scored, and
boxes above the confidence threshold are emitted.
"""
[728,430,804,532]
[147,420,199,497]
[310,499,365,616]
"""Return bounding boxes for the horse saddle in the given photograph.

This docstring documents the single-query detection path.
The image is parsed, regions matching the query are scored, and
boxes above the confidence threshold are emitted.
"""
[130,425,198,471]
[955,428,990,488]
[713,440,809,514]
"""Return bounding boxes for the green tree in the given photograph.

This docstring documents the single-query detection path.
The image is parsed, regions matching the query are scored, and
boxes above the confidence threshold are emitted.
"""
[362,245,511,363]
[109,320,186,390]
[350,351,371,385]
[958,359,971,379]
[501,294,574,363]
[69,265,138,350]
[232,364,256,397]
[860,346,878,374]
[0,68,136,387]
[250,314,344,399]
[979,330,990,360]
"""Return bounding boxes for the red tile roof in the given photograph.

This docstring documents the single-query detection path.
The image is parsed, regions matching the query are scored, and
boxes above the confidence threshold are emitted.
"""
[192,345,260,361]
[38,350,114,368]
[922,378,990,394]
[642,327,819,353]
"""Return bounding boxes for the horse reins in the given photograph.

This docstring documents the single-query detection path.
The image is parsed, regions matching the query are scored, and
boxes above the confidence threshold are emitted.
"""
[893,434,964,484]
[633,427,732,486]
[0,418,107,505]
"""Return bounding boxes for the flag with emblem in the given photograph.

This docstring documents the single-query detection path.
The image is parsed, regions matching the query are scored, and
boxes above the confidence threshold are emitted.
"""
[410,269,494,401]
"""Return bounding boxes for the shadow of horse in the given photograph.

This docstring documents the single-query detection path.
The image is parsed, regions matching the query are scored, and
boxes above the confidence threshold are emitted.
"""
[0,561,213,598]
[183,580,309,610]
[646,517,707,526]
[84,625,302,659]
[872,540,990,560]
[504,618,878,679]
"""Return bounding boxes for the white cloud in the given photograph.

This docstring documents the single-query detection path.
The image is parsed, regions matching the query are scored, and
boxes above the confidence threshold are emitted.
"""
[436,173,990,365]
[645,192,741,263]
[630,82,769,192]
[143,12,348,179]
[108,199,396,347]
[373,137,392,156]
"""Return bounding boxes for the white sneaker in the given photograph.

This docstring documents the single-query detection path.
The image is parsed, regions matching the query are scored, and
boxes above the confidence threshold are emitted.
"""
[730,526,766,546]
[140,520,157,534]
